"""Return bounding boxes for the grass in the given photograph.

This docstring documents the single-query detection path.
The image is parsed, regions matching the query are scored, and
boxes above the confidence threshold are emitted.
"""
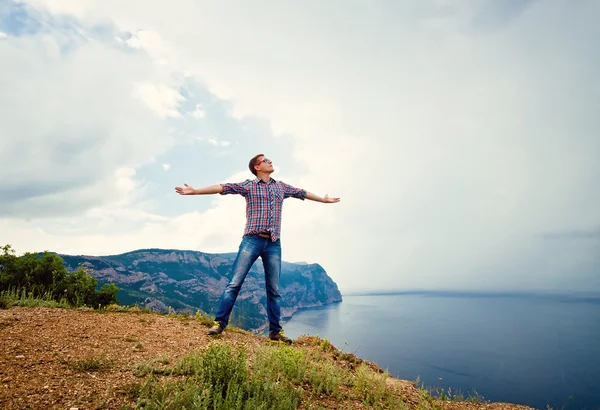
[134,343,301,410]
[415,375,488,405]
[355,362,388,406]
[1,302,493,409]
[68,355,114,372]
[129,340,416,410]
[0,288,71,309]
[306,360,345,398]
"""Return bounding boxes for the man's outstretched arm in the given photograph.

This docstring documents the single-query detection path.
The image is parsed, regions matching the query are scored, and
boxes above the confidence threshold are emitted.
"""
[305,192,340,203]
[175,183,224,195]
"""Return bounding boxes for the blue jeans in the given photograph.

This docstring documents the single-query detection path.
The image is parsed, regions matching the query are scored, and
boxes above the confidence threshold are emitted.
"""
[215,234,283,333]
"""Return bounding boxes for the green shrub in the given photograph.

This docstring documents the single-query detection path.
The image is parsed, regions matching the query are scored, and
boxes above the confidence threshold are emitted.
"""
[135,342,301,410]
[307,360,344,397]
[253,345,307,384]
[354,363,388,406]
[0,244,119,308]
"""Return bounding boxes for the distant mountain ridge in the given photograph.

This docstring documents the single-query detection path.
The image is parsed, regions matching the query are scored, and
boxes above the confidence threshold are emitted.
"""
[60,248,342,332]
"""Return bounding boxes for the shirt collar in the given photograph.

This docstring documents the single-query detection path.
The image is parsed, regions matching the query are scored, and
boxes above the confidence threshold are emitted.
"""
[255,177,276,184]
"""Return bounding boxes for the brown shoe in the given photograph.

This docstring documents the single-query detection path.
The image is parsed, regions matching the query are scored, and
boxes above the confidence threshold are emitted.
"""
[208,321,225,335]
[269,330,292,344]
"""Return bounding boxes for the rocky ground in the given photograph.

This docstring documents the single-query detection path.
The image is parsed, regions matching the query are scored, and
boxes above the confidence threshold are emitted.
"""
[0,307,536,409]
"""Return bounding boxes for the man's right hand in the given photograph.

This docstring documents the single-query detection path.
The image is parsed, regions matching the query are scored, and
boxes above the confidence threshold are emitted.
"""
[175,183,195,195]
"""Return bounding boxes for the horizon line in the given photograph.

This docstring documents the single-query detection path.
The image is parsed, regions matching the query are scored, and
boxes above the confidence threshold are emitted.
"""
[341,289,600,299]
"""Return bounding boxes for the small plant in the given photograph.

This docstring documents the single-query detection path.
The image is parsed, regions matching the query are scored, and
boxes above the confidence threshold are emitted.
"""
[253,345,307,384]
[157,354,170,365]
[307,360,344,398]
[354,363,388,406]
[133,358,172,377]
[69,356,112,372]
[115,382,142,400]
[133,342,144,351]
[194,309,215,327]
[320,336,334,352]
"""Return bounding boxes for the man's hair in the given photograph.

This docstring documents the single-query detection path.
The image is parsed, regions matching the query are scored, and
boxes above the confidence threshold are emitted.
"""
[249,153,264,176]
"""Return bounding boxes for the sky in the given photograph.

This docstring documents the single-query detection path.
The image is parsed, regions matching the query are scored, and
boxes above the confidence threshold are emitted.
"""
[1,0,599,294]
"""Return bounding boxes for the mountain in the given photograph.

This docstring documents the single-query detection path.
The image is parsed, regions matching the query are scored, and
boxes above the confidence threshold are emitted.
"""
[60,248,342,332]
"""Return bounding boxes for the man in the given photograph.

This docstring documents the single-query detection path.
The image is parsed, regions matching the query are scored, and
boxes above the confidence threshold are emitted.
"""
[175,154,340,344]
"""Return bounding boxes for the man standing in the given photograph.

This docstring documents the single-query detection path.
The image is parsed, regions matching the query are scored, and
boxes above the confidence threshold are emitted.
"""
[175,154,340,343]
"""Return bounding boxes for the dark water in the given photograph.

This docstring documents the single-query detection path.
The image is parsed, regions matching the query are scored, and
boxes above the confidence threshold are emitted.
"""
[282,293,600,410]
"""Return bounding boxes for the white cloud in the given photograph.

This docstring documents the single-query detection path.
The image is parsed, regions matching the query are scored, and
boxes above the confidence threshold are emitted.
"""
[5,0,600,294]
[0,17,172,218]
[197,136,231,148]
[162,163,171,171]
[124,29,174,67]
[134,82,184,118]
[191,103,205,119]
[0,32,7,39]
[124,34,141,49]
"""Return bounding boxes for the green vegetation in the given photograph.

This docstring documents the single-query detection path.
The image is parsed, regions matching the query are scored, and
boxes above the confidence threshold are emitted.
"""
[414,375,488,405]
[130,341,412,410]
[68,355,114,372]
[0,244,119,309]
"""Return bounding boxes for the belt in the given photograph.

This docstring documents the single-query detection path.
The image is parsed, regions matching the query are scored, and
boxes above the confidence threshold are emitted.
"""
[257,232,271,239]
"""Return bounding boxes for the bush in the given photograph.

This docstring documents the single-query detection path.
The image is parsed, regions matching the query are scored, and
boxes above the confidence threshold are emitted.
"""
[307,360,344,397]
[136,343,301,410]
[355,363,388,406]
[0,244,119,308]
[253,345,307,385]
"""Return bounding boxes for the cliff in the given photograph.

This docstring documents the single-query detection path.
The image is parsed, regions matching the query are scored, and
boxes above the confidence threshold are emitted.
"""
[59,248,342,332]
[0,307,536,410]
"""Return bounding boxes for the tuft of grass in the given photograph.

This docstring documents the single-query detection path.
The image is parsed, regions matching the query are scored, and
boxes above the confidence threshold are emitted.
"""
[133,359,172,377]
[115,382,142,401]
[253,345,307,384]
[0,288,70,309]
[427,385,487,404]
[68,356,113,372]
[354,363,388,406]
[319,336,335,352]
[307,360,344,398]
[157,354,170,365]
[194,310,215,327]
[414,376,443,410]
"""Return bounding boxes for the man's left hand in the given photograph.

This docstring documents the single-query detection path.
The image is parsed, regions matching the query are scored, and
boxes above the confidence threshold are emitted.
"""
[323,194,340,203]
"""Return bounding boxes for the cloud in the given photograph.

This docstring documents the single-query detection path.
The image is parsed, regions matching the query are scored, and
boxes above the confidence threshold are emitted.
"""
[191,104,205,119]
[3,0,600,294]
[0,31,7,38]
[134,82,184,118]
[162,164,171,171]
[0,6,171,218]
[541,228,600,240]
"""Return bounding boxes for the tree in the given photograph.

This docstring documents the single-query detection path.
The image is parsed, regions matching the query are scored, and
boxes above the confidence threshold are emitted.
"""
[95,283,119,306]
[0,244,120,308]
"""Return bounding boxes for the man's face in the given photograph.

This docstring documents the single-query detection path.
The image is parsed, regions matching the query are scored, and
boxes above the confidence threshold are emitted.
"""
[255,156,274,174]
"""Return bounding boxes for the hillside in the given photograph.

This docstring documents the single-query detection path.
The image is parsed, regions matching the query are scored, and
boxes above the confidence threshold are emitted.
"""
[59,248,342,332]
[0,307,536,410]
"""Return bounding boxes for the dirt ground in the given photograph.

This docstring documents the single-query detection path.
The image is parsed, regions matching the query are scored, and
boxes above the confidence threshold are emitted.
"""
[0,307,536,410]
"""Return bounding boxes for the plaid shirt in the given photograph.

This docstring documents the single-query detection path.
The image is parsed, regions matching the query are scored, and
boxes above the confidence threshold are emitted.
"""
[220,178,306,241]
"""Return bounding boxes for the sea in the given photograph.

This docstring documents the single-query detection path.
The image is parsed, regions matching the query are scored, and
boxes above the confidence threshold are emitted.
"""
[282,292,600,410]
